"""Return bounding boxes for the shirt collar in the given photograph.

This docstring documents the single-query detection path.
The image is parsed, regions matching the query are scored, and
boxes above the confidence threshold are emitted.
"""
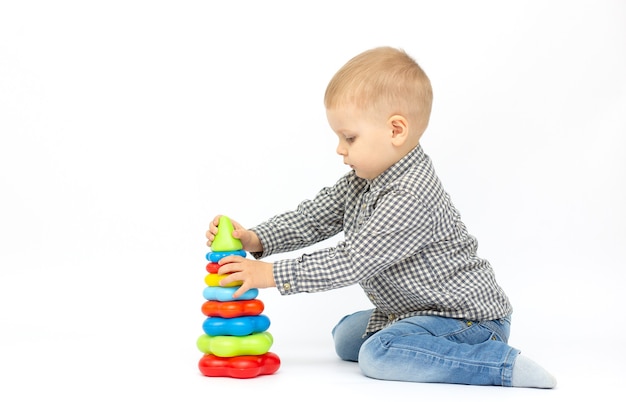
[369,145,425,190]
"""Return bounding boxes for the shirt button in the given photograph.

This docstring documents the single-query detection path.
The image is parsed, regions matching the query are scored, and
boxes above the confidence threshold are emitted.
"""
[361,203,366,210]
[368,293,375,301]
[388,314,396,320]
[283,283,291,291]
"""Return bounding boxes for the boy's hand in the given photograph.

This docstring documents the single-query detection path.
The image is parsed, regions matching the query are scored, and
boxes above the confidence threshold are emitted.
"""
[217,256,276,298]
[206,215,263,253]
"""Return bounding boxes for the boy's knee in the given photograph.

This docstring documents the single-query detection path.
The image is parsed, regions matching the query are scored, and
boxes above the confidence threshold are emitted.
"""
[357,336,387,379]
[333,326,360,362]
[335,343,358,362]
[331,310,373,362]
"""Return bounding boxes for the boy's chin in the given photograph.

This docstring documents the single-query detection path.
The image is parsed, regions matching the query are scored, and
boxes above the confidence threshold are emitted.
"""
[354,170,374,180]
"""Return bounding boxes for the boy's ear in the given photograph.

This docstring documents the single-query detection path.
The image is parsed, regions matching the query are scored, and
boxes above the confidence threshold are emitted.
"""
[388,115,409,146]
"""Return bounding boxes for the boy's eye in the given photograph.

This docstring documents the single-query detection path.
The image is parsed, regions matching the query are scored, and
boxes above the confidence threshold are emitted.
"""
[345,136,355,143]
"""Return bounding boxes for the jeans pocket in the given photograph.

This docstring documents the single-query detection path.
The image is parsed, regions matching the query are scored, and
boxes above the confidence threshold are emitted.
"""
[478,317,511,343]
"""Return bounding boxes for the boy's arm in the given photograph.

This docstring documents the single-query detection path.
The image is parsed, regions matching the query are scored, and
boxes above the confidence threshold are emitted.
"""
[250,173,359,259]
[271,189,432,295]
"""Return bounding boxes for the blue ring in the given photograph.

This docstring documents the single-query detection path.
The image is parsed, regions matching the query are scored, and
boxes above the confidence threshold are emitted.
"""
[206,250,246,262]
[203,286,259,301]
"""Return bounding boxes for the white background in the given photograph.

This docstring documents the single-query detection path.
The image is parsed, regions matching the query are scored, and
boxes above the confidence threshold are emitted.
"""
[1,1,624,400]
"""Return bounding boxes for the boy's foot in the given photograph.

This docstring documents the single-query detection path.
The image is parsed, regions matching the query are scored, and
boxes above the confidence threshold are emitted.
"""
[511,354,557,389]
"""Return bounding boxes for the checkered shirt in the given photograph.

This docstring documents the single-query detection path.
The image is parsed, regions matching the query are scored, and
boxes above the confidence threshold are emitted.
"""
[250,145,512,334]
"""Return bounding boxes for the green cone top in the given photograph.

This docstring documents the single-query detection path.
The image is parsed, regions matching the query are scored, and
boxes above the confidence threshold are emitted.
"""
[211,215,243,252]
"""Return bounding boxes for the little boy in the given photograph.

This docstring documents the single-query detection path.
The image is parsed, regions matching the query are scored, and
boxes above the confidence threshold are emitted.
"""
[207,46,556,388]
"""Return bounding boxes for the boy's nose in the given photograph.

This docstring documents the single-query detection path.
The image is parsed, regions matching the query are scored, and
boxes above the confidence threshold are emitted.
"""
[336,143,347,156]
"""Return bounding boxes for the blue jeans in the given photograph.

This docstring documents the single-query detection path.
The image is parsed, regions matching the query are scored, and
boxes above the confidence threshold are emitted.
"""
[332,309,519,386]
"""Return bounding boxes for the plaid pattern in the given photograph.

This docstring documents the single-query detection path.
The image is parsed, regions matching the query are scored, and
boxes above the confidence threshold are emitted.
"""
[251,145,512,333]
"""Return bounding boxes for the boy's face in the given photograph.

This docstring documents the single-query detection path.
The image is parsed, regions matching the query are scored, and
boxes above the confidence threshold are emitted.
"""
[326,105,400,180]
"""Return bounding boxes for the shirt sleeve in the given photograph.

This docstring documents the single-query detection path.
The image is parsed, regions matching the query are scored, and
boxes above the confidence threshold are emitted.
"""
[249,173,357,260]
[272,187,434,295]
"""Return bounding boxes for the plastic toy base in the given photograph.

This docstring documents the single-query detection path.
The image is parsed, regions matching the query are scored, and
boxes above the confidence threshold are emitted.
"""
[198,352,281,378]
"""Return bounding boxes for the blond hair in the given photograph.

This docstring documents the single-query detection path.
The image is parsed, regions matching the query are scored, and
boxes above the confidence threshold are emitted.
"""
[324,47,433,135]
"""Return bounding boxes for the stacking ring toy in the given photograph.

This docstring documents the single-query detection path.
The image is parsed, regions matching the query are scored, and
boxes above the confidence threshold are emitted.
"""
[198,215,280,377]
